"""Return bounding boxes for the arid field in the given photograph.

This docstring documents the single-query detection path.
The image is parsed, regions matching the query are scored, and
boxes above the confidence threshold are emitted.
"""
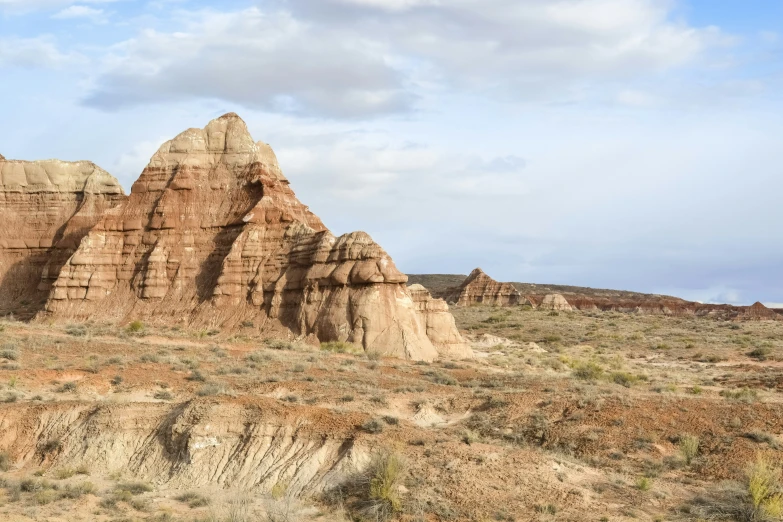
[0,307,781,522]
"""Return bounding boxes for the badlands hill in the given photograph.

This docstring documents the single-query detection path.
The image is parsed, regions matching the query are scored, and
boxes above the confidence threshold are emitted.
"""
[409,269,782,320]
[0,155,126,318]
[0,114,469,361]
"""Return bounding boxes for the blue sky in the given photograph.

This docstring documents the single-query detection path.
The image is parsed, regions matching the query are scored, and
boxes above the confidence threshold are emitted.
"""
[1,0,782,305]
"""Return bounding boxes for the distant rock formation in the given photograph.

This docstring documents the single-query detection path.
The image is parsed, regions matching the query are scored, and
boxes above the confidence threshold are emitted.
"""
[418,270,779,321]
[0,155,125,317]
[736,302,780,321]
[539,294,573,311]
[440,268,522,306]
[42,113,468,360]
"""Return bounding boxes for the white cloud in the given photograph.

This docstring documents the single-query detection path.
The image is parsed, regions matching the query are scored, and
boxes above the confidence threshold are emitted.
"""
[290,0,732,101]
[0,0,118,14]
[0,36,83,68]
[83,8,413,117]
[52,5,106,22]
[78,0,735,117]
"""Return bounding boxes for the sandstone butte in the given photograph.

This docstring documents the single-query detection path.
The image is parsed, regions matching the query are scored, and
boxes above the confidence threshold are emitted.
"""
[36,113,471,361]
[440,268,523,306]
[0,153,126,318]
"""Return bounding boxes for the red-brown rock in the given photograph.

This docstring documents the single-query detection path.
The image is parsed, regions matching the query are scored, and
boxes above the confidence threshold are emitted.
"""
[440,268,522,306]
[43,114,469,360]
[0,156,125,317]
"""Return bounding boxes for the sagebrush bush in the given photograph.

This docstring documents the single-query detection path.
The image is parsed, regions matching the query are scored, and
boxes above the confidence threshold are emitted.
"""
[572,361,603,381]
[127,320,145,333]
[747,455,783,520]
[679,434,700,465]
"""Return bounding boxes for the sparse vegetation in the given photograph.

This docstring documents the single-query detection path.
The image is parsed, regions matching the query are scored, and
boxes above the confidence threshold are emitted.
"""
[721,388,759,403]
[127,320,145,333]
[679,434,700,465]
[321,341,362,354]
[572,361,603,381]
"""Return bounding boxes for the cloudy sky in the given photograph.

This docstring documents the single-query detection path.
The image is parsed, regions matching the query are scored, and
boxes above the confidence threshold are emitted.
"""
[1,0,781,305]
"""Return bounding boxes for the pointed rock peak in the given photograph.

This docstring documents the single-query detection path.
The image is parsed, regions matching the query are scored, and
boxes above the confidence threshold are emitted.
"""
[148,112,282,175]
[751,302,768,309]
[216,112,245,123]
[464,268,490,284]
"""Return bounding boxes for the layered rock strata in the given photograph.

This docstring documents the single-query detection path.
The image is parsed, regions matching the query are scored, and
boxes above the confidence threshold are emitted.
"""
[408,284,472,358]
[441,268,522,306]
[44,114,468,360]
[0,156,125,317]
[539,294,573,311]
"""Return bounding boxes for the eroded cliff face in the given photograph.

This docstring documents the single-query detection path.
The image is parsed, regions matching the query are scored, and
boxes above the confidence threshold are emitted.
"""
[441,268,522,306]
[44,113,469,360]
[0,156,125,317]
[408,284,472,358]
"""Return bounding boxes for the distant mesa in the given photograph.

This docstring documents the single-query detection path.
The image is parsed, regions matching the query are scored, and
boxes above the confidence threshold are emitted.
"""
[12,113,471,361]
[412,268,781,321]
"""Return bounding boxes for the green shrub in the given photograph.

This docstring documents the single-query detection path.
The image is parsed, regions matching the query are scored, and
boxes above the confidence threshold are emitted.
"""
[426,370,458,386]
[572,361,603,381]
[321,341,363,354]
[115,482,152,495]
[362,418,385,434]
[176,491,210,508]
[65,324,87,337]
[366,452,406,520]
[747,455,783,520]
[57,381,77,393]
[611,371,639,387]
[1,348,18,361]
[679,434,700,465]
[127,320,144,333]
[721,388,759,403]
[196,383,227,397]
[748,347,773,361]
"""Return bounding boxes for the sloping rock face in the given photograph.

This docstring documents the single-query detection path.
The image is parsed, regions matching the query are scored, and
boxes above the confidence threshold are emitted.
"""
[737,302,780,321]
[0,156,125,317]
[408,284,472,358]
[441,268,522,306]
[539,294,573,311]
[44,114,466,360]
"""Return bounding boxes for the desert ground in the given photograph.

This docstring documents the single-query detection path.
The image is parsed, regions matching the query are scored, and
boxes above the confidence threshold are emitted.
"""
[0,306,782,521]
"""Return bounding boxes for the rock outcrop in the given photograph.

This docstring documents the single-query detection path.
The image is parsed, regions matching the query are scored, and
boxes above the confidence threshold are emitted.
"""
[539,294,573,311]
[43,114,468,360]
[408,284,472,358]
[441,268,522,306]
[419,271,778,321]
[736,302,780,321]
[0,156,125,317]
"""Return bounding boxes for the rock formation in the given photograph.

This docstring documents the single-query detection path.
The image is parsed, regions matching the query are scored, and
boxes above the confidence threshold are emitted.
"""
[0,156,125,317]
[407,284,472,358]
[539,294,573,311]
[441,268,522,306]
[43,113,468,360]
[736,302,780,321]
